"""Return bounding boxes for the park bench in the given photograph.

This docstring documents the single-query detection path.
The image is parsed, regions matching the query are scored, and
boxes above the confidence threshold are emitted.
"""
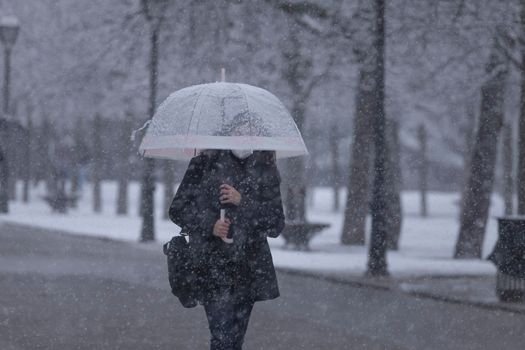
[280,221,329,251]
[42,193,79,213]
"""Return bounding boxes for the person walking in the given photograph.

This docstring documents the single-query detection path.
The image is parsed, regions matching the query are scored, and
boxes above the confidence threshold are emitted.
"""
[169,148,285,350]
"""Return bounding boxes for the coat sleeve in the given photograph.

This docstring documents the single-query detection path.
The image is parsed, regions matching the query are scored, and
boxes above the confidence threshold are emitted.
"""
[238,161,285,239]
[169,155,216,238]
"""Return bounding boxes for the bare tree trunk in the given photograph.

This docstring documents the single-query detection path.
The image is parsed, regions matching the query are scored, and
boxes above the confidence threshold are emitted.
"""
[162,161,175,220]
[8,174,15,200]
[8,181,16,202]
[386,119,402,250]
[502,124,514,216]
[367,0,389,276]
[7,124,15,201]
[0,144,7,213]
[140,20,160,242]
[516,1,525,215]
[141,158,156,241]
[281,24,313,225]
[41,118,54,197]
[285,159,306,222]
[70,119,83,206]
[455,44,508,259]
[22,114,32,203]
[418,124,428,217]
[459,104,477,222]
[330,124,341,212]
[70,167,79,200]
[117,176,129,215]
[341,67,374,245]
[285,102,306,222]
[93,114,102,213]
[518,49,525,215]
[306,152,315,209]
[117,115,132,215]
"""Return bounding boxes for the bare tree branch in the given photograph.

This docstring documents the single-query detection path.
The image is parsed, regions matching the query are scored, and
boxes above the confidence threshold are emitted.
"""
[453,0,466,23]
[264,0,329,18]
[496,28,524,71]
[301,52,336,100]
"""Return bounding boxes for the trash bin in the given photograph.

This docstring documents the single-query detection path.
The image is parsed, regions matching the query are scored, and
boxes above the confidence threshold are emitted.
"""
[488,217,525,302]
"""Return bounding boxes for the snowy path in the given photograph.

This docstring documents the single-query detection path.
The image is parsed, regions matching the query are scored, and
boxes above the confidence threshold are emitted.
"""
[1,225,523,350]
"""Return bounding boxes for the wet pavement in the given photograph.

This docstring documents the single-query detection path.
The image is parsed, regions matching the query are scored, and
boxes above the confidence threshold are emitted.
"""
[1,223,524,350]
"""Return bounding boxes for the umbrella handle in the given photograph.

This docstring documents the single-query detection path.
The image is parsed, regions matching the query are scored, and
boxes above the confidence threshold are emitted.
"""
[220,209,233,244]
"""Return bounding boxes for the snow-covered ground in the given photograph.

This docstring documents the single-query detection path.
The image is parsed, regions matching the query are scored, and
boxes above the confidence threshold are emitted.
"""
[0,181,500,277]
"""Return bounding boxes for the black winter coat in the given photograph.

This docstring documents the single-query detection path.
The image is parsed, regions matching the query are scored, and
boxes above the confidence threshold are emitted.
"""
[169,150,285,304]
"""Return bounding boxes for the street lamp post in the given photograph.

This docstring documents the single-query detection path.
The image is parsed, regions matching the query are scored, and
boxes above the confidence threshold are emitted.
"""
[0,15,20,213]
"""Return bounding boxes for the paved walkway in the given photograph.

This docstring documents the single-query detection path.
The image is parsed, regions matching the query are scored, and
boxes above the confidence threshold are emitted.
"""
[1,223,525,349]
[278,268,525,314]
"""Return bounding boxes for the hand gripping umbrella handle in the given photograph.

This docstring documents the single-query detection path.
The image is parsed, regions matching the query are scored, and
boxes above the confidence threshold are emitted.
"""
[220,209,233,244]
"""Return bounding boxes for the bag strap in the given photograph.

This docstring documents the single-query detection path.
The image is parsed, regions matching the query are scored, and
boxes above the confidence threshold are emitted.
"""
[163,231,189,255]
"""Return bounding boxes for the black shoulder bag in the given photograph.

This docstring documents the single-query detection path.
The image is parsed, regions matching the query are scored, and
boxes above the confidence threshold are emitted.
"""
[163,233,198,308]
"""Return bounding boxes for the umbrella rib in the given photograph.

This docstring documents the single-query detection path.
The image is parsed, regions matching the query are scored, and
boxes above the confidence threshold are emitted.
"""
[236,84,253,139]
[186,85,207,154]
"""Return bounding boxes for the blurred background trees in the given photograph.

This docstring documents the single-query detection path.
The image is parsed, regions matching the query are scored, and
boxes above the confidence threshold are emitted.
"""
[0,0,524,270]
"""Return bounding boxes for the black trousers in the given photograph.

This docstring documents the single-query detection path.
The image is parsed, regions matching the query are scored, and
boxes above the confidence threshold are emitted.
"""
[204,286,254,350]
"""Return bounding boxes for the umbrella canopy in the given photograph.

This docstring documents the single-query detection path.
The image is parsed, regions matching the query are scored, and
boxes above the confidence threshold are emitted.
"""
[138,82,308,160]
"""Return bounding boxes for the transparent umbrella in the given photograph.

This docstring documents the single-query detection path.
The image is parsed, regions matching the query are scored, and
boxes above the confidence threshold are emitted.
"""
[138,82,308,160]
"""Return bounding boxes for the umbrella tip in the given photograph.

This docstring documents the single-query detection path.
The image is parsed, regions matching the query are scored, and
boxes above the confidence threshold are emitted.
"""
[220,67,226,82]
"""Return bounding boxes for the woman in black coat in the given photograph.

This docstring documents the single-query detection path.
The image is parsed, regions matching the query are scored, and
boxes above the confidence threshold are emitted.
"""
[169,148,285,350]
